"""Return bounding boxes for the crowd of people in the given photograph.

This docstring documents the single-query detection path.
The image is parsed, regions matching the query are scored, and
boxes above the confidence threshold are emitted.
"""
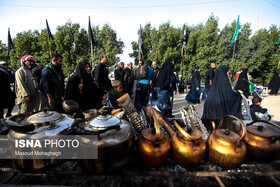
[0,53,279,131]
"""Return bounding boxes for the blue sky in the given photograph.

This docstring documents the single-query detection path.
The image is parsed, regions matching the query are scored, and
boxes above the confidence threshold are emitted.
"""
[0,0,279,64]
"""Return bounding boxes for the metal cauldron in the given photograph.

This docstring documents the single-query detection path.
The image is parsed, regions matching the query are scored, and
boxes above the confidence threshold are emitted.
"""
[73,110,135,173]
[244,120,280,162]
[208,115,247,169]
[137,116,170,168]
[6,108,75,171]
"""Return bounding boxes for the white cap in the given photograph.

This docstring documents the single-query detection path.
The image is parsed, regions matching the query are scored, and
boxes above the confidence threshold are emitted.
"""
[0,61,7,65]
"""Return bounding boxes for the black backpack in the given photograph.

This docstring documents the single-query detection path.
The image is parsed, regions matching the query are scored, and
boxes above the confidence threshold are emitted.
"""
[134,65,149,79]
[32,65,44,91]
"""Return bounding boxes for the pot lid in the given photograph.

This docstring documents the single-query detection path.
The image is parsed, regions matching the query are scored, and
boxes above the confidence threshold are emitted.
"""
[247,124,275,138]
[142,128,165,142]
[62,100,79,113]
[177,126,202,140]
[26,109,62,124]
[215,129,240,144]
[87,110,121,130]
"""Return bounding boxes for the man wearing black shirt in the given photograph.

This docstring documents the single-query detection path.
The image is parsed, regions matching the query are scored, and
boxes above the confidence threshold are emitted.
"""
[202,62,216,100]
[124,62,133,95]
[114,62,125,86]
[94,53,112,93]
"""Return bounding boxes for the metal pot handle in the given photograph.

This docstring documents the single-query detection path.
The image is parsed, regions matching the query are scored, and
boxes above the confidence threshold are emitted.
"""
[211,121,216,133]
[153,116,161,141]
[218,115,247,143]
[247,120,280,130]
[6,114,35,132]
[173,120,195,141]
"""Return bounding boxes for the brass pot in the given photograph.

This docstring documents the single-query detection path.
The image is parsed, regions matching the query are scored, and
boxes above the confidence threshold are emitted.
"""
[208,115,247,169]
[137,116,170,168]
[244,120,280,162]
[170,120,206,167]
[82,109,98,120]
[144,107,206,167]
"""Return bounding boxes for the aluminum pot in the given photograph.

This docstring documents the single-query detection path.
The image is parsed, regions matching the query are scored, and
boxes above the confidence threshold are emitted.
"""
[73,110,135,173]
[6,109,75,171]
[208,115,247,169]
[244,120,280,162]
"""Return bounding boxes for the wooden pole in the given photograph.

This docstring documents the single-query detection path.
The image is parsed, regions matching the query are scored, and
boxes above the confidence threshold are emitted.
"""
[232,39,237,60]
[180,45,184,75]
[48,39,52,60]
[90,42,94,68]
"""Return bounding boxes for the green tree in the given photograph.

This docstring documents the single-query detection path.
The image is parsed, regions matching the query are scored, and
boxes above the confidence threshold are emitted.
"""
[0,41,9,62]
[183,24,203,80]
[96,24,124,67]
[55,21,83,75]
[192,14,219,80]
[130,22,182,71]
[9,30,40,69]
[231,22,252,76]
[246,25,280,84]
[130,23,153,65]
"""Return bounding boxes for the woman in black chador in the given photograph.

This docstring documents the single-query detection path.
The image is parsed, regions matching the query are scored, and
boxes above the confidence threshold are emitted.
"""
[65,61,104,110]
[202,65,242,130]
[177,74,185,93]
[153,60,176,118]
[268,68,280,95]
[234,68,250,97]
[0,61,15,118]
[185,66,201,105]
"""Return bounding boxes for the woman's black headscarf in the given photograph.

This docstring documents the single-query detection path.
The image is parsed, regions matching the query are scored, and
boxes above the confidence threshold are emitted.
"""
[75,61,93,85]
[185,66,201,104]
[65,73,83,107]
[202,65,242,120]
[192,66,201,82]
[234,68,249,97]
[155,60,174,91]
[65,61,103,110]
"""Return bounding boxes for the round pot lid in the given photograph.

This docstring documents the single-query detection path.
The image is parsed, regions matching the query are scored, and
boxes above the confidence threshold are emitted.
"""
[62,100,79,113]
[142,128,165,142]
[177,126,202,141]
[87,110,121,130]
[247,124,275,138]
[26,109,62,124]
[215,129,240,144]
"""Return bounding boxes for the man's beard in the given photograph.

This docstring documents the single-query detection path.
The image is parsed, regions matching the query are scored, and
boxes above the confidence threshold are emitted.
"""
[29,64,36,69]
[56,64,62,69]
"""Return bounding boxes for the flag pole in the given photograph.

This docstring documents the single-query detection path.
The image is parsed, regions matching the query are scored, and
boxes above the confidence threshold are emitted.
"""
[46,19,53,60]
[48,39,52,59]
[180,45,184,75]
[232,39,236,60]
[91,41,94,68]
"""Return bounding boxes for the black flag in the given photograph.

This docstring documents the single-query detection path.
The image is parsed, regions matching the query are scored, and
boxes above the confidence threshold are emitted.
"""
[6,28,13,57]
[88,16,95,46]
[46,19,53,40]
[139,24,144,61]
[182,24,189,47]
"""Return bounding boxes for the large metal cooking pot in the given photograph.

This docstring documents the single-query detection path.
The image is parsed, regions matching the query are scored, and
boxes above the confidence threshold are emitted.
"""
[208,115,247,169]
[244,120,280,162]
[137,116,170,168]
[6,108,75,171]
[74,110,135,173]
